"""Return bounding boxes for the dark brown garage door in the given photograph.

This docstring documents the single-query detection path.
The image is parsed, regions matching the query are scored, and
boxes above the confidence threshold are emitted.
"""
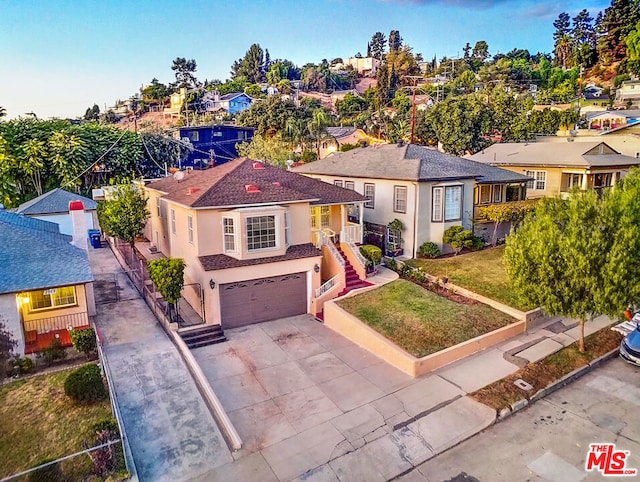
[220,272,307,329]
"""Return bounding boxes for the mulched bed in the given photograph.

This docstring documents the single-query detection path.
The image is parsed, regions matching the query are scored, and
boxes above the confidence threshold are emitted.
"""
[470,328,623,411]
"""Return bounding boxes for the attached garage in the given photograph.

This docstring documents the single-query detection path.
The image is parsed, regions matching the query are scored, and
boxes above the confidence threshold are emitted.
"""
[220,272,307,329]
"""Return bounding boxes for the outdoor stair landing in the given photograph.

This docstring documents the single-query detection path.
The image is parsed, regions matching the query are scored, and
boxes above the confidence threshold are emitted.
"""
[179,324,227,349]
[335,244,373,297]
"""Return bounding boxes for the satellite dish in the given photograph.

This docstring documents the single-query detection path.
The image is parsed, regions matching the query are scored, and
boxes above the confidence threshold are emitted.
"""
[173,171,185,182]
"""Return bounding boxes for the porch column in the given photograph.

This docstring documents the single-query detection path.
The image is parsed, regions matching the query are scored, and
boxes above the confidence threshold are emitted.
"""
[581,172,588,191]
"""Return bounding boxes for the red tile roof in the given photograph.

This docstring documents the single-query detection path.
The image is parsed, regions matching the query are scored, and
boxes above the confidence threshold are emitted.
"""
[145,158,365,208]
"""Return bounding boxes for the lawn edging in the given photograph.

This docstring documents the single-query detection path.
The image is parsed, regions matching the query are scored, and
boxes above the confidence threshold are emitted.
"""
[323,299,525,377]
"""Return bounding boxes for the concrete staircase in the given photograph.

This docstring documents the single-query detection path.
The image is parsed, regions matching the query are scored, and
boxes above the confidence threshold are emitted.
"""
[335,244,372,297]
[179,324,227,349]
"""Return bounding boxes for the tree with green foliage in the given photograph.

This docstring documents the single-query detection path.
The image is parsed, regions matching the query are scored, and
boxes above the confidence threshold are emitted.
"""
[231,43,266,84]
[553,12,572,67]
[307,108,332,160]
[504,192,608,352]
[69,327,97,358]
[141,78,170,104]
[388,30,402,52]
[597,0,640,62]
[477,199,538,245]
[171,57,198,88]
[369,32,386,60]
[98,184,149,248]
[237,134,295,168]
[0,106,6,119]
[147,258,186,323]
[83,104,100,121]
[473,41,490,62]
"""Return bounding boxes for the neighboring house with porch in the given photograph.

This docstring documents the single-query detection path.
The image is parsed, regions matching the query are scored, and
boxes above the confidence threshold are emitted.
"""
[201,91,253,116]
[142,157,367,332]
[614,80,640,108]
[584,110,640,132]
[0,208,95,356]
[14,188,98,236]
[468,141,640,199]
[293,143,531,256]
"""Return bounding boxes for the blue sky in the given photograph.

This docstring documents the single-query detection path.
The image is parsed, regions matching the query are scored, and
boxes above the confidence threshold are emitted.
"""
[1,0,607,120]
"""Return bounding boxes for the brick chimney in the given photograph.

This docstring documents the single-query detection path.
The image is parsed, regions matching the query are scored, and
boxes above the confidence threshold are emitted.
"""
[69,200,88,250]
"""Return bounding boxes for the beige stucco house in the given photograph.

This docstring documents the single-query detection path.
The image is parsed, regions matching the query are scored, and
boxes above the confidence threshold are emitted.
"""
[294,144,531,256]
[319,127,384,159]
[468,141,640,199]
[143,158,367,330]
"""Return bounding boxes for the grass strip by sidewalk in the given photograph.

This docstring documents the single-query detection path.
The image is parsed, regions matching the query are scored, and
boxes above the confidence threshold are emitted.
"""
[336,279,516,358]
[470,328,623,411]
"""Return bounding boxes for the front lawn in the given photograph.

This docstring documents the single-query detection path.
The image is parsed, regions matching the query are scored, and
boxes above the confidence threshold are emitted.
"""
[336,279,516,358]
[407,245,534,311]
[0,365,121,479]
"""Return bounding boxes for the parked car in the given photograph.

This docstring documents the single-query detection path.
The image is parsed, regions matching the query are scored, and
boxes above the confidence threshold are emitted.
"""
[620,325,640,367]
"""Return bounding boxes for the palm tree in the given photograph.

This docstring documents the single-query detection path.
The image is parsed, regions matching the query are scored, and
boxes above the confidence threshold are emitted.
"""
[307,109,333,160]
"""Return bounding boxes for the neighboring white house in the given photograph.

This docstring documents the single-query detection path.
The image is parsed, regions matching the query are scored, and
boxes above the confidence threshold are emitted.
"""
[14,188,98,236]
[294,143,531,256]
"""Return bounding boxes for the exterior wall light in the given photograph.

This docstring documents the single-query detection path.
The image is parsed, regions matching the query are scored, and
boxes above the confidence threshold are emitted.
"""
[209,279,216,289]
[314,264,320,273]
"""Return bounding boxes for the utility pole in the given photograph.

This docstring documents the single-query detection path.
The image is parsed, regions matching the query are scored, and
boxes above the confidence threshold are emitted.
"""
[405,76,424,145]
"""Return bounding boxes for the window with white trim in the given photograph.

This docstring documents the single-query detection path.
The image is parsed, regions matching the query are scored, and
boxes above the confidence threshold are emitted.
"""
[27,286,77,311]
[479,185,491,204]
[444,185,462,221]
[432,187,443,222]
[170,209,176,234]
[567,173,583,189]
[187,215,193,244]
[246,215,276,251]
[525,170,546,190]
[394,186,407,213]
[344,181,355,190]
[223,217,236,253]
[334,180,343,187]
[493,184,503,203]
[364,183,375,208]
[433,185,463,222]
[284,211,291,246]
[156,197,161,217]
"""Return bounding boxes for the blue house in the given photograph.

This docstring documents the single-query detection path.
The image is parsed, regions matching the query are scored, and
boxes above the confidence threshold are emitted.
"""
[178,124,255,169]
[201,91,253,116]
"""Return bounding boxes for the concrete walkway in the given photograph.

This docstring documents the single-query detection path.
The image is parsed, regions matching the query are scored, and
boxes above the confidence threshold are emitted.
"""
[88,247,232,482]
[190,312,615,481]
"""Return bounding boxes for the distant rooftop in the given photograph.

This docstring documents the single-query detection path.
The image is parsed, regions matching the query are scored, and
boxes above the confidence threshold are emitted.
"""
[15,188,97,216]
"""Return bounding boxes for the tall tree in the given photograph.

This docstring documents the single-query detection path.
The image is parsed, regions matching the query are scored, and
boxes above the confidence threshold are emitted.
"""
[388,30,402,53]
[472,41,489,61]
[142,78,170,104]
[553,12,573,67]
[231,44,265,84]
[597,0,640,61]
[369,32,387,60]
[572,9,597,66]
[171,57,198,88]
[504,192,608,352]
[97,184,150,249]
[307,108,332,160]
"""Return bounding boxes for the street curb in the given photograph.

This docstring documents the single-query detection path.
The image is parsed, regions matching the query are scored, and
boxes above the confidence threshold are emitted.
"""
[496,347,619,421]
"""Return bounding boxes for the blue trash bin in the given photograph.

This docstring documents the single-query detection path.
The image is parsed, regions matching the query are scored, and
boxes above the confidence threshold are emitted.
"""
[88,229,102,248]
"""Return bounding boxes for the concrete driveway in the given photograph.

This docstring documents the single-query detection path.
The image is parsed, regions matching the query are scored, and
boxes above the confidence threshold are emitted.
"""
[192,314,493,481]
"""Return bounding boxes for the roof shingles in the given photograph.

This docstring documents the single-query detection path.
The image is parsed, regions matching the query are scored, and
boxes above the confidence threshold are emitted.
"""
[145,158,366,208]
[199,243,320,271]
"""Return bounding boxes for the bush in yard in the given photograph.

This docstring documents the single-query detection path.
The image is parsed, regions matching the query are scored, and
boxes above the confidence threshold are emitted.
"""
[443,226,484,254]
[92,418,120,436]
[419,242,441,258]
[64,363,107,403]
[69,327,97,358]
[37,338,67,365]
[360,244,382,267]
[11,356,35,376]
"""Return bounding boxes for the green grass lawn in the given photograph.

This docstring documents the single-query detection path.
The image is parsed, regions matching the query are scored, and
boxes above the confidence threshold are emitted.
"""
[407,246,534,311]
[336,279,516,358]
[0,365,119,479]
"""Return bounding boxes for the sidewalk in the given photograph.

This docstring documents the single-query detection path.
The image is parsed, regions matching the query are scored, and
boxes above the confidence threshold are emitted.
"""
[194,311,616,481]
[88,247,232,482]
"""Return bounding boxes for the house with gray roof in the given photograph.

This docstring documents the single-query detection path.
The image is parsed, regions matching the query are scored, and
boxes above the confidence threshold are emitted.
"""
[467,141,640,199]
[143,157,368,330]
[15,188,98,236]
[294,143,532,255]
[318,127,383,159]
[0,210,95,356]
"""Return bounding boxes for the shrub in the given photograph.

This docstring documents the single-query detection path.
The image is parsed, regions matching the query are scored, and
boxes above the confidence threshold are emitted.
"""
[443,226,484,254]
[360,245,382,266]
[11,356,35,376]
[92,418,120,436]
[419,242,441,258]
[69,327,97,357]
[385,258,397,271]
[64,364,107,403]
[37,338,67,366]
[28,458,63,482]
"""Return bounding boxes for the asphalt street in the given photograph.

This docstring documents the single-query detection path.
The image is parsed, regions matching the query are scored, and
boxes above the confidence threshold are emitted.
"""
[399,357,640,482]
